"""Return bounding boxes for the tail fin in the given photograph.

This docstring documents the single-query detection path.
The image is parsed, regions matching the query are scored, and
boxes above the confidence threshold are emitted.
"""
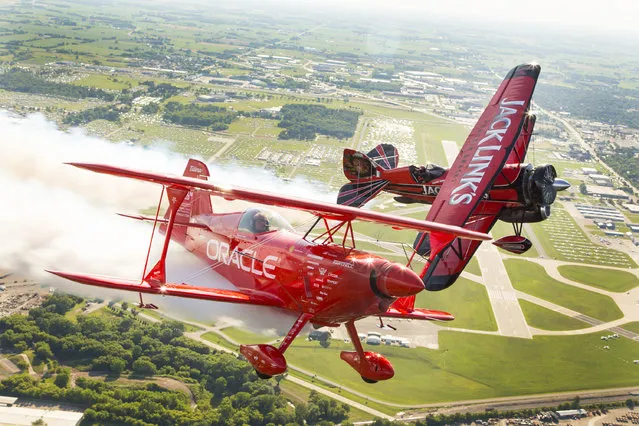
[338,144,398,207]
[161,159,212,243]
[366,144,399,170]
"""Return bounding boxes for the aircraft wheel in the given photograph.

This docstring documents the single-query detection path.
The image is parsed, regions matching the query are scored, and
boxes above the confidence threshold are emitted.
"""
[255,370,272,380]
[361,376,378,384]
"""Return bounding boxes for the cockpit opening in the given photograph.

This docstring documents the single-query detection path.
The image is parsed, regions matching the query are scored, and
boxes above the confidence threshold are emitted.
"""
[238,208,295,234]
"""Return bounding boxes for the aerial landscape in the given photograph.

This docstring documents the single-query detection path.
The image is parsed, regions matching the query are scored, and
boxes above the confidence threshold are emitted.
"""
[0,0,638,425]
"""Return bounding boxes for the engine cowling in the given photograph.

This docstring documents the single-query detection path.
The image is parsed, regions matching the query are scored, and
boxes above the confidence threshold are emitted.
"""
[499,164,567,224]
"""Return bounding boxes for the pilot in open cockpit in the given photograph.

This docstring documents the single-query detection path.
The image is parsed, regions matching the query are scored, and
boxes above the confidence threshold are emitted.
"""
[251,211,270,233]
[239,208,294,235]
[409,163,446,184]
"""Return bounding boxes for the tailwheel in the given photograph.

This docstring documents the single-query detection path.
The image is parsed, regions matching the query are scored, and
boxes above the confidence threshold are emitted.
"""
[361,376,378,384]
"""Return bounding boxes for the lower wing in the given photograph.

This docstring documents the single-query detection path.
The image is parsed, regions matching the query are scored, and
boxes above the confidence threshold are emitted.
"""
[47,270,286,308]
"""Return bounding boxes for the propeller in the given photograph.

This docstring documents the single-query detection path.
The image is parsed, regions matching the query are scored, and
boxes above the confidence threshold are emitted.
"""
[532,164,558,205]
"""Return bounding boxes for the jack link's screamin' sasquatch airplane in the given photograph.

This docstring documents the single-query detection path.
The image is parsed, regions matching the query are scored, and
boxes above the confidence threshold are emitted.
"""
[47,159,491,383]
[338,64,570,291]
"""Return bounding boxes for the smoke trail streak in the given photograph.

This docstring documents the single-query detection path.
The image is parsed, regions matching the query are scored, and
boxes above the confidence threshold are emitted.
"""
[0,111,335,333]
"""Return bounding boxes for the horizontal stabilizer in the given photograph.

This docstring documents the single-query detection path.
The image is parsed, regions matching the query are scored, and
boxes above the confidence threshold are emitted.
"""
[117,213,209,229]
[46,270,285,307]
[337,180,390,207]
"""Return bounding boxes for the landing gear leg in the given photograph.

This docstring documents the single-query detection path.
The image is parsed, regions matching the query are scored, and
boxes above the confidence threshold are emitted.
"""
[241,312,313,379]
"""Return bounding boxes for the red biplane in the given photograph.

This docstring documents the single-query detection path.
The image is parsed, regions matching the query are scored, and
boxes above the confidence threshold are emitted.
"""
[48,159,490,382]
[338,64,570,292]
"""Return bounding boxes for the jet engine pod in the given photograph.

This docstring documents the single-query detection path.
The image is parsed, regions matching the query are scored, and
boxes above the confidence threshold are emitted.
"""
[340,350,395,383]
[240,344,287,378]
[492,235,533,255]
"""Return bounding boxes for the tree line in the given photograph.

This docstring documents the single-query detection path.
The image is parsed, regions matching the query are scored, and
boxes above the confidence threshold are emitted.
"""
[163,101,238,131]
[0,293,351,425]
[63,104,128,125]
[277,103,362,140]
[0,69,115,101]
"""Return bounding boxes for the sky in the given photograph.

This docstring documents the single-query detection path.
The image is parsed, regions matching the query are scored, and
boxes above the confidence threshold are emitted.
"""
[289,0,639,38]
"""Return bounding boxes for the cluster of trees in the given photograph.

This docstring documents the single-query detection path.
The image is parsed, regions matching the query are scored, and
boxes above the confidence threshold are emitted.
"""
[63,104,128,125]
[277,103,362,140]
[0,69,115,101]
[535,83,639,129]
[0,293,351,425]
[140,81,183,100]
[601,147,639,190]
[163,101,238,130]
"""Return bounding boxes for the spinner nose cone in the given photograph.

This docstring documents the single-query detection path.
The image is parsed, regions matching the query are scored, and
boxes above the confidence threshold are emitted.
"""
[376,262,424,298]
[553,178,571,192]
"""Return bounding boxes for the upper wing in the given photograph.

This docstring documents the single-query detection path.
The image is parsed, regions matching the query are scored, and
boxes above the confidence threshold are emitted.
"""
[68,162,491,242]
[47,270,287,307]
[426,63,540,228]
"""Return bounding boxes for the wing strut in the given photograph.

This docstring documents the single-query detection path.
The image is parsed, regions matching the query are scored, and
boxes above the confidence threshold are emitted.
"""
[143,186,189,286]
[138,185,166,309]
[303,216,357,249]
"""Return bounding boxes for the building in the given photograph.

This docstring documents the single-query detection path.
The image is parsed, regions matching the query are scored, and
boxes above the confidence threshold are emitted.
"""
[582,167,598,175]
[589,174,613,187]
[0,396,17,406]
[622,203,639,214]
[0,406,84,426]
[585,185,631,201]
[575,204,626,222]
[555,409,587,419]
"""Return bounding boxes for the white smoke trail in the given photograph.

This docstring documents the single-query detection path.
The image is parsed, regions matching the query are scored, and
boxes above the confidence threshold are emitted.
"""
[0,111,334,334]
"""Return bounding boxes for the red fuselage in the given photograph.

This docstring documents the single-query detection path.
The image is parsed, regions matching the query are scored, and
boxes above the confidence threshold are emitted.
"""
[177,212,423,326]
[381,163,527,209]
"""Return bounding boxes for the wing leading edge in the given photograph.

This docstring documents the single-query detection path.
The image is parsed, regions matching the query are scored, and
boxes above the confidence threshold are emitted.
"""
[67,162,491,242]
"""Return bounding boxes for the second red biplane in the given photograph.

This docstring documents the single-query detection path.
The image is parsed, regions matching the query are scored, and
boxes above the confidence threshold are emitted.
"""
[338,63,570,292]
[48,159,490,383]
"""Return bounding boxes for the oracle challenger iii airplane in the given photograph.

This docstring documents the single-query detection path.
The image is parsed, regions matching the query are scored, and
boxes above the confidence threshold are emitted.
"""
[338,63,570,292]
[48,159,490,383]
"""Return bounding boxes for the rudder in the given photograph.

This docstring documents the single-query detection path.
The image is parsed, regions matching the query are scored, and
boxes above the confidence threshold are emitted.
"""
[161,159,212,243]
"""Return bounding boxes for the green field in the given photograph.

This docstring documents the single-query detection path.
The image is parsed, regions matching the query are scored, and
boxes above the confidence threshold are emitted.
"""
[519,300,588,331]
[557,265,638,292]
[416,277,497,331]
[286,332,639,405]
[201,331,238,352]
[219,326,278,345]
[465,256,481,276]
[505,259,624,322]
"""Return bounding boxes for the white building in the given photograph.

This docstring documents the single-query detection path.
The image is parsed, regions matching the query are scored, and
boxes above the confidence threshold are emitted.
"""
[0,406,84,426]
